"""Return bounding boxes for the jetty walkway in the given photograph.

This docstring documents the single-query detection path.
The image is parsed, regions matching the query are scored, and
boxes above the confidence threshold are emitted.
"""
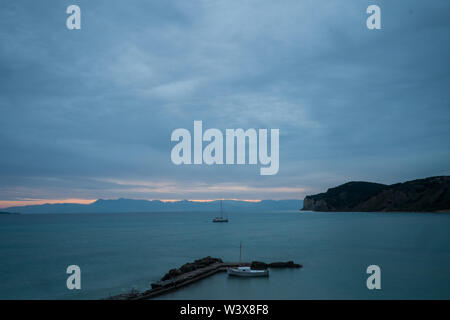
[107,257,301,300]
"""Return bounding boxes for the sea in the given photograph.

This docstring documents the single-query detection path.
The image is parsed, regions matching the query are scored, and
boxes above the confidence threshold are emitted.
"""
[0,211,449,299]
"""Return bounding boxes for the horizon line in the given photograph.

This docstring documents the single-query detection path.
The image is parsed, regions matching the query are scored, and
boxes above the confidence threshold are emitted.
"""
[0,198,303,209]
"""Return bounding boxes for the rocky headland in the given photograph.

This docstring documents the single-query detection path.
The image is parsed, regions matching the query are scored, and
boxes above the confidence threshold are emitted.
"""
[302,176,450,212]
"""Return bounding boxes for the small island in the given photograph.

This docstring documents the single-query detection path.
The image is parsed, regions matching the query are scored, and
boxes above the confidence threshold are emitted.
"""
[302,176,450,212]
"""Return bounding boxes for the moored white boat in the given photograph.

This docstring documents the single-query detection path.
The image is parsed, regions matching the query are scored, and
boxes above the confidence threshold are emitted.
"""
[227,266,269,277]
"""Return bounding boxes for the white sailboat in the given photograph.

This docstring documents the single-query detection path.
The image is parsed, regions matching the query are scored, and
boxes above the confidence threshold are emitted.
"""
[227,242,269,277]
[212,200,228,223]
[227,266,269,277]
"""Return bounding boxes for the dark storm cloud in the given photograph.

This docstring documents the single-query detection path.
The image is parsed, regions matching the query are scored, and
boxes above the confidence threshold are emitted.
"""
[0,0,449,202]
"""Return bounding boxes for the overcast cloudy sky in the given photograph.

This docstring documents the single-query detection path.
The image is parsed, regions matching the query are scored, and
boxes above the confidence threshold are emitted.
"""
[0,0,449,207]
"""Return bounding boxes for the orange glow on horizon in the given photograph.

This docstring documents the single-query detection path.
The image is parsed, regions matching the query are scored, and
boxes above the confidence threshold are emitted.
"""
[0,198,263,209]
[0,199,97,209]
[158,199,262,203]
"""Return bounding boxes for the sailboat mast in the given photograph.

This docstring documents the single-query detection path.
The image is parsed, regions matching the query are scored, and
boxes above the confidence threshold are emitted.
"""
[239,241,242,263]
[220,200,223,218]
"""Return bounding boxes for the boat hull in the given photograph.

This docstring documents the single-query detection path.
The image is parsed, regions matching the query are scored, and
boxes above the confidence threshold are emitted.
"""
[227,268,269,277]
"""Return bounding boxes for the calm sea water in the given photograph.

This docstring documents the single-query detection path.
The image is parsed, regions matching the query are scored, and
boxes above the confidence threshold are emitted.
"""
[0,211,449,299]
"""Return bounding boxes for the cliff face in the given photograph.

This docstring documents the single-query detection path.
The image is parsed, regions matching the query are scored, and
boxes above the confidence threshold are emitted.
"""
[302,176,450,212]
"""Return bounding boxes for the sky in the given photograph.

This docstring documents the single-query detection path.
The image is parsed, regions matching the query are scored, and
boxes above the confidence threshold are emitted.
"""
[1,0,449,208]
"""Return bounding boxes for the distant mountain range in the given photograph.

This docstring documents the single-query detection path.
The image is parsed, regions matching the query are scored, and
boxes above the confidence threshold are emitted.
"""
[6,176,449,214]
[302,176,450,212]
[4,199,302,214]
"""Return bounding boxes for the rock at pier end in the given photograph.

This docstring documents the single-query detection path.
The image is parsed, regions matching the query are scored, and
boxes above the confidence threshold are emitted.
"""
[251,261,302,269]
